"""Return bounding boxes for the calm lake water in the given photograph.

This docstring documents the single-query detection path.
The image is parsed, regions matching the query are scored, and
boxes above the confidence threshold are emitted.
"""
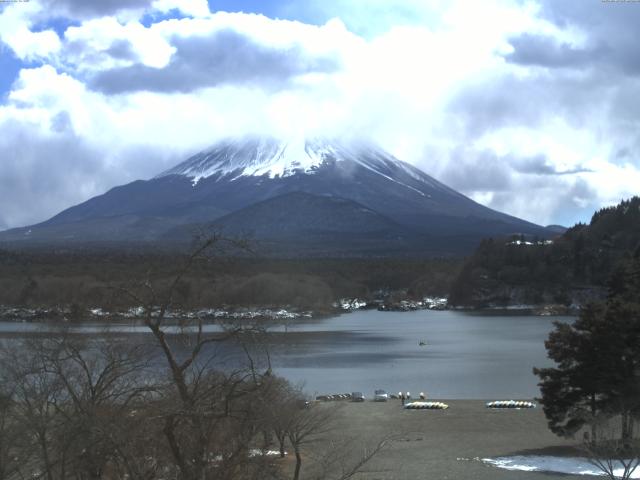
[0,309,566,399]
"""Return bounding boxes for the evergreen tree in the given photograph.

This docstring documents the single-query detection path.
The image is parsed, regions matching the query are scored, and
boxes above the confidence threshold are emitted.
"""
[534,256,640,444]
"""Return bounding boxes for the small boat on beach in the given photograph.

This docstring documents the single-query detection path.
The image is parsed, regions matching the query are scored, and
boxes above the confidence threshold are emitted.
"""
[405,401,448,410]
[486,400,536,409]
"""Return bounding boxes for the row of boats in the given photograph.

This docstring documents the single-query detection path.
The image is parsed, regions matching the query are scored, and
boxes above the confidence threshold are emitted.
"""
[485,400,536,409]
[404,401,449,410]
[403,400,537,410]
[315,393,537,410]
[405,400,537,410]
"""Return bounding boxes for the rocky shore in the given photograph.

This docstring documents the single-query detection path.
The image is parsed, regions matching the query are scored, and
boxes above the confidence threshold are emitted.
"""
[334,296,448,312]
[0,297,577,323]
[0,304,314,323]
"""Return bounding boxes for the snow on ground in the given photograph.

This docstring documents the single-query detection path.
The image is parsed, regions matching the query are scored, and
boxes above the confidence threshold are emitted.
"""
[249,449,285,457]
[482,455,640,478]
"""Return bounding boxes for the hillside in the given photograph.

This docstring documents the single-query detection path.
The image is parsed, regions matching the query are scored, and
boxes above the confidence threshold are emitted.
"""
[164,191,434,257]
[449,197,640,308]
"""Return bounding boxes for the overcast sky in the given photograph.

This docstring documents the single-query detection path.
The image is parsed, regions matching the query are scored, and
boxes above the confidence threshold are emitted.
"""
[1,0,639,230]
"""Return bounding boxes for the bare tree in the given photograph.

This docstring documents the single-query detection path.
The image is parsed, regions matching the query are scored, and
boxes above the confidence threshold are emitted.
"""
[286,401,337,480]
[1,343,69,480]
[258,380,390,480]
[36,334,156,480]
[116,234,280,480]
[310,437,389,480]
[583,411,640,480]
[257,376,299,459]
[0,382,22,480]
[0,332,158,480]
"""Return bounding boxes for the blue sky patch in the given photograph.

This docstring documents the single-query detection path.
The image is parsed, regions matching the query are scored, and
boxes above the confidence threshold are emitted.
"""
[0,48,23,100]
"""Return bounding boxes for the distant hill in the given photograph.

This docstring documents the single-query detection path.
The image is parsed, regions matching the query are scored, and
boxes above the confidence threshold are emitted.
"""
[544,224,568,235]
[449,197,640,307]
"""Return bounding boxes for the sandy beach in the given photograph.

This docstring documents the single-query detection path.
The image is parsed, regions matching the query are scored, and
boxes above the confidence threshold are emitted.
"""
[304,399,584,480]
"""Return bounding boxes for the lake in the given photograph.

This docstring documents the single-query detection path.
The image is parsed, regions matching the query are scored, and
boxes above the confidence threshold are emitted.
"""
[0,309,565,399]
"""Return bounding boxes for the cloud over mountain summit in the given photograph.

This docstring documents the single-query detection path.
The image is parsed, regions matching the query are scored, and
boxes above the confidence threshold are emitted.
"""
[0,0,639,229]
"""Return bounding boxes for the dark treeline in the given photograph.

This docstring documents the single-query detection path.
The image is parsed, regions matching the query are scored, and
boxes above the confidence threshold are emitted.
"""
[0,248,460,313]
[449,197,640,307]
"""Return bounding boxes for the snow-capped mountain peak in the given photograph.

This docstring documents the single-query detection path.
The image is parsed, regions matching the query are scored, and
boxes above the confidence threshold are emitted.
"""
[157,137,331,184]
[156,136,443,194]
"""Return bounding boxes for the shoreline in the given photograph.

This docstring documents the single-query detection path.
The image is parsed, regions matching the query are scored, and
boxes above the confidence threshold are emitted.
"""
[0,304,324,324]
[0,301,578,324]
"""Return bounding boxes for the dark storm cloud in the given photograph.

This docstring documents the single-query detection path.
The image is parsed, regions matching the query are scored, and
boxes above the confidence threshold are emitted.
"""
[448,73,598,139]
[89,29,340,94]
[538,0,640,34]
[105,39,139,61]
[512,155,593,176]
[63,38,139,69]
[485,177,599,226]
[0,120,183,229]
[436,150,590,197]
[448,75,545,137]
[40,0,153,18]
[438,149,513,193]
[0,122,107,229]
[448,68,634,139]
[504,33,606,69]
[510,1,640,75]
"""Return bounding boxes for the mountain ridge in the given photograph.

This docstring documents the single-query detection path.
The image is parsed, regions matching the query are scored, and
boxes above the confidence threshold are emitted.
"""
[0,136,555,256]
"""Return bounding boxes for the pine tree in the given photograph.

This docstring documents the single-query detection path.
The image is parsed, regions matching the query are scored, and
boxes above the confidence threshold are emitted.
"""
[534,256,640,444]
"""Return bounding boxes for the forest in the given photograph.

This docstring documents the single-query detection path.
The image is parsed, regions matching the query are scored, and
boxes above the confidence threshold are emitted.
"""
[449,197,640,308]
[0,246,460,316]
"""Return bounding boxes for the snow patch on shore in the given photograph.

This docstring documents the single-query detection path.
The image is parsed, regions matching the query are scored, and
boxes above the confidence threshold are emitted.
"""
[482,455,640,478]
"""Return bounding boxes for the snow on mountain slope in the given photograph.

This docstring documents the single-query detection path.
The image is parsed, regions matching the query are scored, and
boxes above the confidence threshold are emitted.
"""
[156,136,457,198]
[157,137,318,183]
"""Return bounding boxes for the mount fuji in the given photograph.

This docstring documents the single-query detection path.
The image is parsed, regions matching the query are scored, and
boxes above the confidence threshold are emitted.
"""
[0,137,553,255]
